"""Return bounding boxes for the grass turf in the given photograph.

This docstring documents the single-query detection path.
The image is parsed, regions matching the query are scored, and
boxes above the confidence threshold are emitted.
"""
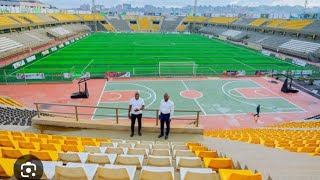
[2,32,303,79]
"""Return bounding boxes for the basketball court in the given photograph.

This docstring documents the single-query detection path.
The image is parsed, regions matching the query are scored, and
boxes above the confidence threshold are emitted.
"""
[93,79,305,121]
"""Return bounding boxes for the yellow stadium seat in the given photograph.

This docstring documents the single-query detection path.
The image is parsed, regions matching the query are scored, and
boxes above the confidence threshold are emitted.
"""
[52,135,65,140]
[105,147,124,155]
[12,136,27,141]
[81,141,97,146]
[64,140,78,145]
[0,136,10,140]
[81,137,95,142]
[61,145,81,152]
[86,154,111,165]
[47,139,62,144]
[186,142,200,149]
[30,150,58,161]
[1,149,28,159]
[38,134,50,139]
[11,132,24,137]
[219,169,262,180]
[195,150,218,159]
[298,147,316,153]
[0,158,15,177]
[0,131,10,136]
[40,143,59,151]
[29,138,45,143]
[66,136,79,141]
[24,133,37,138]
[96,138,111,143]
[204,158,233,170]
[0,140,16,149]
[18,141,37,150]
[190,146,207,152]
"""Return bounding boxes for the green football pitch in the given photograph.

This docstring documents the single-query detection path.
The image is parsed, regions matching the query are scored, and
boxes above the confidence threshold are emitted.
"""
[2,32,305,80]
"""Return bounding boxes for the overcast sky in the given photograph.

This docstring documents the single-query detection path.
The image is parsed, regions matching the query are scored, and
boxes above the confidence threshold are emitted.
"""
[41,0,320,9]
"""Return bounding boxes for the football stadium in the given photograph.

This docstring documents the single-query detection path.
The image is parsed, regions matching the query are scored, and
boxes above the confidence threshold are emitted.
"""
[0,0,320,179]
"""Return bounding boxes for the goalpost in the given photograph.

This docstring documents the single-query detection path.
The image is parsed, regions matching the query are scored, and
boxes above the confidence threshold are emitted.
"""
[159,62,197,76]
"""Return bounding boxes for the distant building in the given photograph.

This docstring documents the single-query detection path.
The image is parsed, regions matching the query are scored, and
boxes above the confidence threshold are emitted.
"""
[80,4,90,11]
[123,4,131,10]
[0,0,50,13]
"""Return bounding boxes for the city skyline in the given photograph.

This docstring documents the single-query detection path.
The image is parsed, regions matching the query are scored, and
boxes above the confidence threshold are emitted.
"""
[41,0,320,9]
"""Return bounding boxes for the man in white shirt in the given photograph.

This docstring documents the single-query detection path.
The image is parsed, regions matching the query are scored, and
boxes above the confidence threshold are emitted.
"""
[158,93,174,140]
[128,92,145,137]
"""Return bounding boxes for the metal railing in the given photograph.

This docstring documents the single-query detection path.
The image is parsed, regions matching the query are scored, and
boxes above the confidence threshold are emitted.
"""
[34,102,202,127]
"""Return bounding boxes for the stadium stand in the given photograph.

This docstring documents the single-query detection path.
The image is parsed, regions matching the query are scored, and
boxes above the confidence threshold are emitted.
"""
[5,14,30,24]
[48,14,81,22]
[184,16,209,23]
[0,131,265,179]
[0,106,36,126]
[20,14,44,23]
[301,20,320,33]
[106,15,131,32]
[138,16,151,31]
[102,23,116,32]
[278,19,315,30]
[221,30,243,38]
[125,16,140,31]
[248,18,271,26]
[0,15,17,27]
[161,16,185,32]
[265,19,287,28]
[208,17,240,24]
[176,24,188,32]
[279,39,320,54]
[258,36,291,50]
[198,26,227,36]
[232,18,256,26]
[0,37,23,54]
[269,121,320,128]
[204,128,320,156]
[0,97,25,107]
[78,14,105,21]
[35,14,57,23]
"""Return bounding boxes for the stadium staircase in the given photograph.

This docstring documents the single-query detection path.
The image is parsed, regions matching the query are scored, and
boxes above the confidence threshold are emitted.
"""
[106,15,131,32]
[160,16,185,32]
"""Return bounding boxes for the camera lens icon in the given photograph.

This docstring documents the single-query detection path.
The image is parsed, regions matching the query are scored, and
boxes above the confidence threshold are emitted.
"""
[14,155,43,180]
[21,162,37,178]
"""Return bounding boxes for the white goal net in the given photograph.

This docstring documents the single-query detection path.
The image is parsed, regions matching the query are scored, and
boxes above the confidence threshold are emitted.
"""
[159,62,197,76]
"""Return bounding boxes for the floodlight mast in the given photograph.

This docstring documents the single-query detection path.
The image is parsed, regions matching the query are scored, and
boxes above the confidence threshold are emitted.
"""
[190,0,198,33]
[92,0,97,31]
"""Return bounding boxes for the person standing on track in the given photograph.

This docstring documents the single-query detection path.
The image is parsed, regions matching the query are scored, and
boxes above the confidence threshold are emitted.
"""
[158,93,174,140]
[128,92,145,137]
[253,104,260,123]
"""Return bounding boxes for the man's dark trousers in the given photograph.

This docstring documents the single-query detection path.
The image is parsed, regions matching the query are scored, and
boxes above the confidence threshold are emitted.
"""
[131,114,142,134]
[160,113,170,136]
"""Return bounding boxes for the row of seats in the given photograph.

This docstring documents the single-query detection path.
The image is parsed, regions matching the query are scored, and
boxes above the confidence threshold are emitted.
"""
[0,97,25,108]
[208,17,240,24]
[269,121,320,128]
[0,160,260,180]
[78,14,105,21]
[184,16,209,23]
[177,24,188,32]
[0,130,262,179]
[204,129,320,156]
[248,18,270,26]
[0,106,36,126]
[279,39,320,53]
[49,27,71,36]
[278,19,315,30]
[0,37,23,53]
[48,14,81,22]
